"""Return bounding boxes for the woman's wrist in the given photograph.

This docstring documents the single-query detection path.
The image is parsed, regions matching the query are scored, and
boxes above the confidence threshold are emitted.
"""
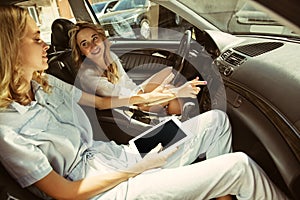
[138,86,145,94]
[129,94,146,105]
[165,87,178,98]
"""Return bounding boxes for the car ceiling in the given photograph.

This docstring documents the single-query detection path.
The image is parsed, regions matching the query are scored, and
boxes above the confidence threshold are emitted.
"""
[1,0,300,31]
[0,0,27,5]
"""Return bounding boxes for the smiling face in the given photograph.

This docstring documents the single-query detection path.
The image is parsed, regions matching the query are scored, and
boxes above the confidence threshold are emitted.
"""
[18,16,49,81]
[76,27,107,69]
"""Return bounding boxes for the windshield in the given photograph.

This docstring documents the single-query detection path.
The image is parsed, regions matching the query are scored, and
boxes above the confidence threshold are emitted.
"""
[178,0,299,38]
[19,0,300,43]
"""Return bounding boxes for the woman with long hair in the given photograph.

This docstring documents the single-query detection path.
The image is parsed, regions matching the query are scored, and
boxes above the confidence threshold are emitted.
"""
[69,22,203,115]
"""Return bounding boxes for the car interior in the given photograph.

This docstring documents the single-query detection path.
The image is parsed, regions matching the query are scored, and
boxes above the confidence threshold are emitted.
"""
[45,17,204,143]
[0,0,299,199]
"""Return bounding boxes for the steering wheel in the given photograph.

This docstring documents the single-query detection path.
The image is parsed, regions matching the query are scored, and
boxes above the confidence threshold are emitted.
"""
[172,29,192,84]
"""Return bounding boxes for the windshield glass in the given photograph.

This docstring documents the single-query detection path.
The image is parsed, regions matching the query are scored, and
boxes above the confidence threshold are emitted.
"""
[18,0,300,43]
[178,0,299,38]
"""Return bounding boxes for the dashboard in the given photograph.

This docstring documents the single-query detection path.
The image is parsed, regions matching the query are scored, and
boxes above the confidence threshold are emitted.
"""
[201,29,300,157]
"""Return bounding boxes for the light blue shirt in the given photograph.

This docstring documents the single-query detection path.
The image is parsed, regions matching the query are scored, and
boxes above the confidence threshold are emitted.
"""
[0,74,133,199]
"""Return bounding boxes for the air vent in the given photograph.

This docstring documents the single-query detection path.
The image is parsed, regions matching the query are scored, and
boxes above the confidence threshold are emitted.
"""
[221,50,232,59]
[233,42,283,57]
[225,52,246,66]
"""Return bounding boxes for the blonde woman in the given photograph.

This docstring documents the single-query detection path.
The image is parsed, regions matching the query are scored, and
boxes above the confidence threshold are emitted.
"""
[69,22,204,115]
[0,5,289,200]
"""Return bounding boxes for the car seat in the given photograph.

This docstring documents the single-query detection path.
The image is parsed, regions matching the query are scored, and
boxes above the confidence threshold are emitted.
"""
[0,162,42,199]
[45,18,151,144]
[46,18,77,85]
[50,18,74,52]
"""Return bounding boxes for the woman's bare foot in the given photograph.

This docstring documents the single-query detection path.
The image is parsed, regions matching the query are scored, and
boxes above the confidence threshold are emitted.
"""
[216,195,232,200]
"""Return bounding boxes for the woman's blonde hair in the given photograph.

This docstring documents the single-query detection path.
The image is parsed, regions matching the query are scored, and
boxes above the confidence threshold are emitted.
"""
[0,6,50,109]
[69,21,119,84]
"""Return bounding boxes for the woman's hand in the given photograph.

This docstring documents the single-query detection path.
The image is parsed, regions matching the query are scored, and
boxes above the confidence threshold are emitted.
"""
[125,143,177,174]
[134,74,177,106]
[136,77,207,107]
[166,77,207,98]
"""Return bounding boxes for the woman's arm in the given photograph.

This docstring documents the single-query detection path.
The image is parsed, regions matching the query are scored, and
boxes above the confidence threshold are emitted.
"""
[139,67,174,93]
[78,77,206,110]
[168,78,206,98]
[78,91,175,110]
[34,169,135,200]
[34,144,175,200]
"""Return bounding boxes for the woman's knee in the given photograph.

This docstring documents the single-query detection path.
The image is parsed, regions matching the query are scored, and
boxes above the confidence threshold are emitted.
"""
[229,152,251,172]
[167,99,182,115]
[211,110,231,133]
[159,66,173,77]
[211,109,229,123]
[201,110,230,129]
[164,66,173,73]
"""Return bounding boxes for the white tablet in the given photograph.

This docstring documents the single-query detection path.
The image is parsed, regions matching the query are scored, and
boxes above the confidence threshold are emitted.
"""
[129,117,192,160]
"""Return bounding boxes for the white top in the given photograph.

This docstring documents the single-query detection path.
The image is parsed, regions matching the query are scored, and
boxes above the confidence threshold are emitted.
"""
[78,52,141,97]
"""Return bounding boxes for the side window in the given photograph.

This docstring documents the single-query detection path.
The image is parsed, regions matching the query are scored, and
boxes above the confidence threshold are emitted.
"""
[22,0,191,43]
[88,0,189,40]
[112,0,131,11]
[17,0,74,44]
[107,1,117,11]
[27,6,40,25]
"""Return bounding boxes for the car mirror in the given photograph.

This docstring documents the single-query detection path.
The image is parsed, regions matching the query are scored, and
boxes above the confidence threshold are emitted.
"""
[236,10,277,25]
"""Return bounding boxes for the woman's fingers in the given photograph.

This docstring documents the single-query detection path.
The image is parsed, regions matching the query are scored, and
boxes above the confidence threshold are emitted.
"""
[193,86,201,95]
[148,143,163,154]
[151,77,206,99]
[144,143,178,166]
[190,80,207,87]
[163,146,178,158]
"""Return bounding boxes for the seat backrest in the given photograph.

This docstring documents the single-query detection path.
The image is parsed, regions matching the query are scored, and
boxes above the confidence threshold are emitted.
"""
[50,18,75,51]
[47,50,77,85]
[46,18,77,85]
[0,163,42,199]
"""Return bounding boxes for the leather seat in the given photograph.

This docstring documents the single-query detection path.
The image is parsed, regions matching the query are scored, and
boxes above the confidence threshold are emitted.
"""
[46,18,77,85]
[49,18,75,52]
[0,163,42,199]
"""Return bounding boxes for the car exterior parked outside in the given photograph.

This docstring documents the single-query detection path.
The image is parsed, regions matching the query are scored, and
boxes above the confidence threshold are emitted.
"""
[98,0,153,39]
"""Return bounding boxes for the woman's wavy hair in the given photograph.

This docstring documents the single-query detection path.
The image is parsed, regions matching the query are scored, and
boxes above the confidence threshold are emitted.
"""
[69,21,119,84]
[0,5,51,109]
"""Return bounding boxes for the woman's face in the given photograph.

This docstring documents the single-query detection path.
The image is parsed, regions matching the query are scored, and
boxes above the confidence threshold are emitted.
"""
[76,28,106,66]
[19,16,49,81]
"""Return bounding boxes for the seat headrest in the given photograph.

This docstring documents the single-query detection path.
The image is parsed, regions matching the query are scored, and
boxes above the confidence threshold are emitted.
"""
[51,18,74,51]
